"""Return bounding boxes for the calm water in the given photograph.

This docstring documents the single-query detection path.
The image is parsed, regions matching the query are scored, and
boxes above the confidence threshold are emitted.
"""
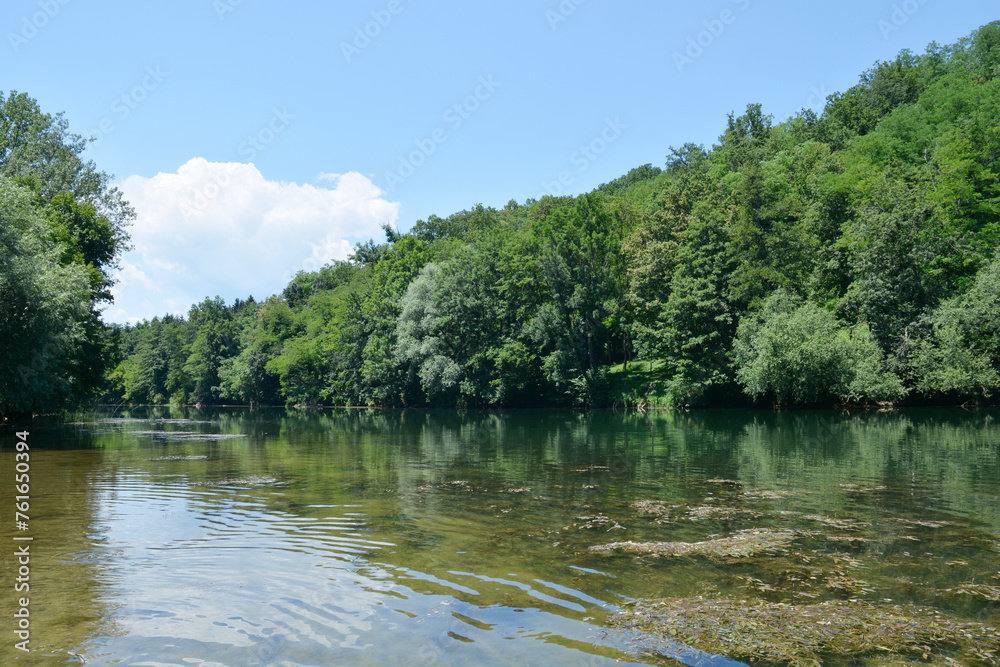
[1,407,998,666]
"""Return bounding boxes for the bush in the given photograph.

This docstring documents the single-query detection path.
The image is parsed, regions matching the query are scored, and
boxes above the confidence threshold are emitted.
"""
[733,290,905,405]
[910,255,1000,398]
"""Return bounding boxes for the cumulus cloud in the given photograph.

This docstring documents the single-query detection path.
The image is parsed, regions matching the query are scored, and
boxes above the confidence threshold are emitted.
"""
[105,158,399,323]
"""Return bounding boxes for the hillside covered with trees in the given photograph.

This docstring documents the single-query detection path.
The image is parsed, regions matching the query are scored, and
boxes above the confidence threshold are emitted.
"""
[4,22,999,416]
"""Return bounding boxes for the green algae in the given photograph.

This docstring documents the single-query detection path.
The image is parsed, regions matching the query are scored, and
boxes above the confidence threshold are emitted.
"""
[416,479,473,492]
[948,584,1000,603]
[568,514,626,531]
[630,499,674,522]
[630,499,762,523]
[198,475,288,486]
[800,514,869,530]
[148,455,209,461]
[610,597,1000,666]
[589,528,797,558]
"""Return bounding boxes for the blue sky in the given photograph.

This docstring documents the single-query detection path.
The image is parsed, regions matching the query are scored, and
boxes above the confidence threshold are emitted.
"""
[2,0,996,323]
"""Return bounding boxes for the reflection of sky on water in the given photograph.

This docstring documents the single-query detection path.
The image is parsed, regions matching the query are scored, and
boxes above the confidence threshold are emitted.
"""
[86,466,640,666]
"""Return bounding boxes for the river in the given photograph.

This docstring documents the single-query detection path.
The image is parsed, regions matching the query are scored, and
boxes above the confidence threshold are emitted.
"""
[1,407,998,665]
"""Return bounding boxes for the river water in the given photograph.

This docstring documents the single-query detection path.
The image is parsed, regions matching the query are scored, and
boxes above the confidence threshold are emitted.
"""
[1,407,998,666]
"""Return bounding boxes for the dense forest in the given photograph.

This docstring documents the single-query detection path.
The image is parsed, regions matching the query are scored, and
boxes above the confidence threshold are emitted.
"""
[2,23,999,417]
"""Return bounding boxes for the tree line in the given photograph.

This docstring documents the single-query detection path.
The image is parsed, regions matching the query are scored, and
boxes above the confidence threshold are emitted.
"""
[3,22,999,416]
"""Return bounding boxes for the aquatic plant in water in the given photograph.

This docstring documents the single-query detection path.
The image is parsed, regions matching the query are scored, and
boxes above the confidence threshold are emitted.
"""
[589,528,797,558]
[610,598,1000,666]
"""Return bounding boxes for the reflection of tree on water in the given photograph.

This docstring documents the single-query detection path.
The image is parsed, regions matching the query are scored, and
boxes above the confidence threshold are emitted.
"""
[0,442,125,664]
[103,405,998,533]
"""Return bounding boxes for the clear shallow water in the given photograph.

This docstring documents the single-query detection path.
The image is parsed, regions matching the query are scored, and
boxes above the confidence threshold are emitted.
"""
[1,407,998,666]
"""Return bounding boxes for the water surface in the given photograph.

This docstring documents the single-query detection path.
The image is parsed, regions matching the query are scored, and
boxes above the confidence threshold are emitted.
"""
[1,408,998,665]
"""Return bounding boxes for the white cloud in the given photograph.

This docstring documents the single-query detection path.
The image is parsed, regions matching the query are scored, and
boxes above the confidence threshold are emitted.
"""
[106,158,399,324]
[115,260,155,291]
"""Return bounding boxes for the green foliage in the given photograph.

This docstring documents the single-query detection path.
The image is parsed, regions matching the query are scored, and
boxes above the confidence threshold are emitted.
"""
[665,143,709,176]
[597,163,663,197]
[0,90,133,247]
[713,102,775,174]
[219,297,289,405]
[910,254,1000,398]
[811,52,925,149]
[526,193,630,405]
[265,334,327,406]
[409,203,500,243]
[394,263,459,400]
[105,315,190,405]
[332,236,431,406]
[0,92,135,418]
[733,291,905,405]
[655,209,737,405]
[0,178,92,414]
[970,20,1000,79]
[838,175,954,357]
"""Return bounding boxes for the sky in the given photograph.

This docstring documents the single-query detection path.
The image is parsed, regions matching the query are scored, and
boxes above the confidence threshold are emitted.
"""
[2,0,996,324]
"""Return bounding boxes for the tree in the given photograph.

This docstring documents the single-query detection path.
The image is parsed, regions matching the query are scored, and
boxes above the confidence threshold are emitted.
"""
[733,290,904,405]
[0,91,132,250]
[0,92,133,416]
[665,143,709,175]
[334,236,430,405]
[653,206,738,405]
[219,297,290,406]
[970,21,1000,79]
[598,163,663,196]
[182,297,239,405]
[812,53,925,148]
[910,254,1000,398]
[394,263,461,402]
[265,334,328,406]
[527,193,628,404]
[714,103,774,173]
[90,23,1000,410]
[838,176,953,359]
[0,178,92,416]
